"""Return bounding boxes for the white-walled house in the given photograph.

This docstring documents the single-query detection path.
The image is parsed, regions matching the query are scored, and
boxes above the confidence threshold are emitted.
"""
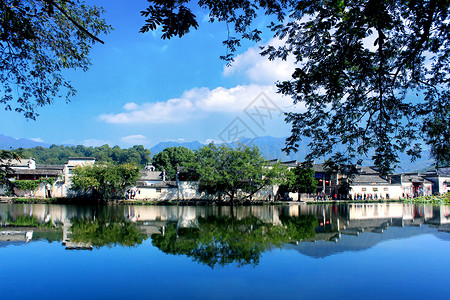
[423,167,450,195]
[390,173,434,198]
[0,157,95,198]
[349,167,403,200]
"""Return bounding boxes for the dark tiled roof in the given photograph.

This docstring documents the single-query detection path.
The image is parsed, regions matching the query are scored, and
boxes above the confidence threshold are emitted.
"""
[1,158,33,167]
[265,159,280,165]
[36,164,65,170]
[12,169,60,176]
[401,174,433,184]
[351,174,390,185]
[313,163,327,173]
[357,166,380,175]
[282,160,299,168]
[136,181,177,188]
[68,157,95,160]
[139,170,164,181]
[437,167,450,176]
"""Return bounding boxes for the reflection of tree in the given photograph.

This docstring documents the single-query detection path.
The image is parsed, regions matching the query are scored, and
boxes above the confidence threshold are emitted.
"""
[151,215,317,268]
[70,217,146,248]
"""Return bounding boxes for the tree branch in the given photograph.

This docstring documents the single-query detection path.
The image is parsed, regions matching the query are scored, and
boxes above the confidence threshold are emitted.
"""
[45,0,104,44]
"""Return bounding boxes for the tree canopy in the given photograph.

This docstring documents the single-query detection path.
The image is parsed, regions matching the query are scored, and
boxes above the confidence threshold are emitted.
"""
[142,0,450,174]
[70,217,147,248]
[151,215,317,268]
[285,165,317,201]
[70,163,140,200]
[15,144,151,166]
[152,146,196,180]
[0,0,111,119]
[189,144,286,202]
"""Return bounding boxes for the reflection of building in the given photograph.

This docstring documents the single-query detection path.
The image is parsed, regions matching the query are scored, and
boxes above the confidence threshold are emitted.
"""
[1,202,449,252]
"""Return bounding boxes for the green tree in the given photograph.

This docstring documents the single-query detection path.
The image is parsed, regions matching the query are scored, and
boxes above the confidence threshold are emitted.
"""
[70,163,140,201]
[15,144,151,166]
[142,0,450,174]
[0,150,20,195]
[152,146,195,180]
[0,0,111,119]
[151,215,317,268]
[285,166,317,201]
[70,217,147,248]
[190,144,286,203]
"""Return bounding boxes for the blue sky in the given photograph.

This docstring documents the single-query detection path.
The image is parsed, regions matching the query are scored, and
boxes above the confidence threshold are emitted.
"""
[1,0,305,148]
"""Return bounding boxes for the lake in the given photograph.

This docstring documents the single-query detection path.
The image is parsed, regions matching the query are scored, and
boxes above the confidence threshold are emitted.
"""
[1,202,449,299]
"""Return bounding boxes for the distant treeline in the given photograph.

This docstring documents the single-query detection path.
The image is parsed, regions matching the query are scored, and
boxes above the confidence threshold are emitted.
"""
[14,144,151,166]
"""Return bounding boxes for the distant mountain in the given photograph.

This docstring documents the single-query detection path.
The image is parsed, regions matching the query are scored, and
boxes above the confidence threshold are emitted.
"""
[149,136,435,172]
[2,132,434,172]
[231,136,309,161]
[150,136,310,161]
[0,134,51,150]
[150,141,204,155]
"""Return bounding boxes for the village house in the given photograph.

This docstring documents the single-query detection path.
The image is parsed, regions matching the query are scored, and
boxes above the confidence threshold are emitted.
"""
[389,173,433,198]
[349,166,403,200]
[422,167,450,195]
[2,155,447,201]
[130,164,178,200]
[0,157,95,198]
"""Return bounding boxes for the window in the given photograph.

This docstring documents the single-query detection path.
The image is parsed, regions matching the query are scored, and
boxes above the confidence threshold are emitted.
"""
[373,188,378,192]
[384,187,388,191]
[362,188,366,192]
[156,188,161,193]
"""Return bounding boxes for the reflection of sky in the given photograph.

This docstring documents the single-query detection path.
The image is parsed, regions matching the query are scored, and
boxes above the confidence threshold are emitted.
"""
[1,228,449,299]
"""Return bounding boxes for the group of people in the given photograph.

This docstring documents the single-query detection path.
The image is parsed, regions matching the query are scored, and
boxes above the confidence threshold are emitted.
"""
[351,193,388,201]
[125,189,139,200]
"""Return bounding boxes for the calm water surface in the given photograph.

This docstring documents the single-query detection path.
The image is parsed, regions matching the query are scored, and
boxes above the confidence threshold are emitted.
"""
[1,203,449,299]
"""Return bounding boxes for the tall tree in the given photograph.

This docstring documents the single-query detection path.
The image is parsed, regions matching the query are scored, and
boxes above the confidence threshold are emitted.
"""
[152,146,196,180]
[70,163,140,201]
[0,0,111,119]
[190,144,286,203]
[141,0,450,174]
[0,0,110,187]
[286,166,317,201]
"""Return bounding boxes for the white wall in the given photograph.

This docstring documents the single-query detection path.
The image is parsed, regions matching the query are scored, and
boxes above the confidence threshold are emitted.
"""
[350,184,403,200]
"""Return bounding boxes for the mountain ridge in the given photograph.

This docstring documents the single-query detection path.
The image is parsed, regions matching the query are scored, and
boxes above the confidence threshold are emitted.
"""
[0,133,434,172]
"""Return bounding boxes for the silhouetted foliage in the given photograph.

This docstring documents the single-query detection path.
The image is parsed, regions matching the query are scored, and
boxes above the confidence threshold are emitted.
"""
[0,0,111,119]
[142,0,450,173]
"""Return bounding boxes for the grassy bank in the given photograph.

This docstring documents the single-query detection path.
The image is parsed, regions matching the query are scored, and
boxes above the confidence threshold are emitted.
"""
[403,193,450,205]
[12,197,59,204]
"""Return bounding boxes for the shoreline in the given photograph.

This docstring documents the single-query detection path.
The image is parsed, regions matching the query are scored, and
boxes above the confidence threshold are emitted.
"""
[1,195,448,206]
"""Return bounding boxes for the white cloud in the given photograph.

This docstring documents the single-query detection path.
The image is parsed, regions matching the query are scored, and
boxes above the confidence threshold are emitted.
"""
[99,97,197,124]
[29,138,44,143]
[123,102,139,111]
[203,138,224,145]
[120,134,149,145]
[99,84,305,124]
[83,139,111,147]
[223,38,296,84]
[99,38,306,126]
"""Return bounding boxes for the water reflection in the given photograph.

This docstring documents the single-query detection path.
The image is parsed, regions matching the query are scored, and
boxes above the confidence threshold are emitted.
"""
[151,215,317,267]
[1,203,449,265]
